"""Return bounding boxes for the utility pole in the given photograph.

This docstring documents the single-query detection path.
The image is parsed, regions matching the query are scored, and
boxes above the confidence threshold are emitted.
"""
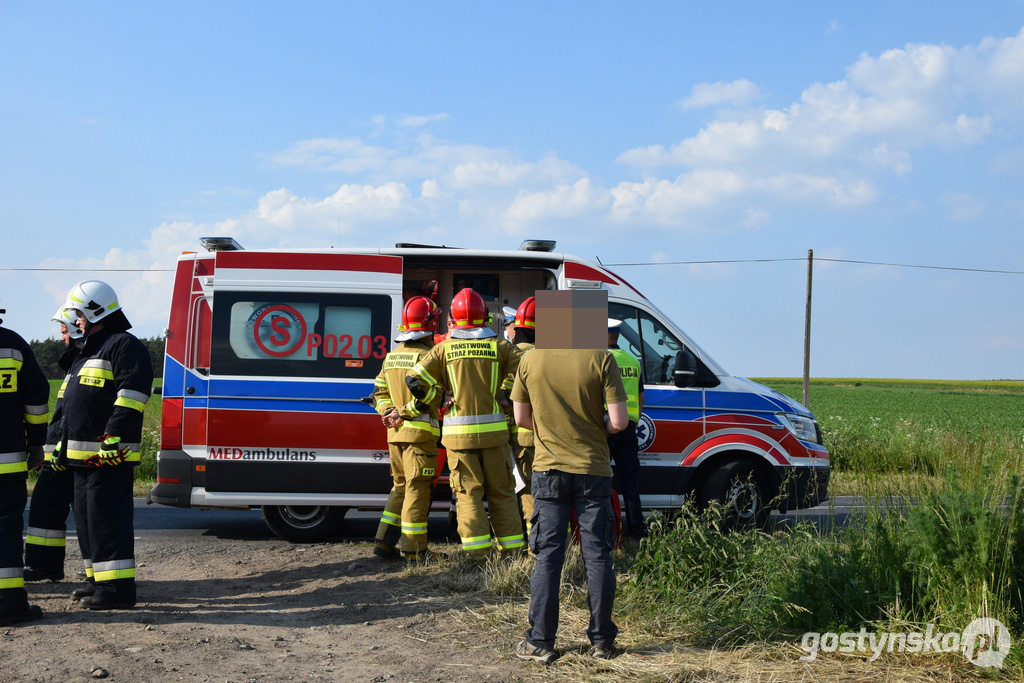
[803,249,813,408]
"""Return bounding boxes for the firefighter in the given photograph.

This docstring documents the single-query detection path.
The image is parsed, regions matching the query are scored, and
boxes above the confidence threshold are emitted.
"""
[23,308,83,581]
[606,319,647,538]
[371,296,442,563]
[406,288,524,560]
[0,299,50,626]
[507,297,536,534]
[60,281,153,610]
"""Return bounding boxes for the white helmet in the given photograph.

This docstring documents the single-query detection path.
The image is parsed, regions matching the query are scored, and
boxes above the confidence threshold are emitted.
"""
[63,280,121,323]
[52,307,84,340]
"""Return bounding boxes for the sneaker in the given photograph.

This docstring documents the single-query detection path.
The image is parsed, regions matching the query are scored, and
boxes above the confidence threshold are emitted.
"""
[0,604,43,627]
[591,645,615,660]
[515,638,558,665]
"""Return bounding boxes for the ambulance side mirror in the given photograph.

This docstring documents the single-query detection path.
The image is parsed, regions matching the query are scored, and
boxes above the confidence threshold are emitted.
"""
[673,349,698,388]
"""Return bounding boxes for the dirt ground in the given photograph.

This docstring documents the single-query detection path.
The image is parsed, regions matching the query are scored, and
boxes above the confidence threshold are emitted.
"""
[3,535,999,683]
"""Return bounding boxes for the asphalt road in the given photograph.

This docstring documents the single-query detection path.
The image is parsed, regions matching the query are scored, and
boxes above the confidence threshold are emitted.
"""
[23,497,863,545]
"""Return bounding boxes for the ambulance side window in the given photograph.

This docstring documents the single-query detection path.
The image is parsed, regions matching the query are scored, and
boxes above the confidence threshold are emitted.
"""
[210,292,391,380]
[608,303,685,385]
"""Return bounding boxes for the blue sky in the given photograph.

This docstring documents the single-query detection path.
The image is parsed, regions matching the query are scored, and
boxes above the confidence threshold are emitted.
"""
[2,1,1023,380]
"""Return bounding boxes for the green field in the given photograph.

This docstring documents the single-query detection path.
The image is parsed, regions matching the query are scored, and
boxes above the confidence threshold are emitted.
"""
[756,378,1024,492]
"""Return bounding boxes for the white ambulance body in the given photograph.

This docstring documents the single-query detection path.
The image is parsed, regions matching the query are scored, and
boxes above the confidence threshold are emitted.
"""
[151,239,829,541]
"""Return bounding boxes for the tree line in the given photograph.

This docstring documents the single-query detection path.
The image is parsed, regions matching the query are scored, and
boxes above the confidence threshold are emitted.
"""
[29,337,166,379]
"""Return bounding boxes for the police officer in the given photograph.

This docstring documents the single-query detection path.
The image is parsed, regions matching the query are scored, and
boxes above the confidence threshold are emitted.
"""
[23,308,82,581]
[507,297,536,534]
[606,319,646,538]
[0,299,50,626]
[372,296,442,563]
[60,281,153,610]
[406,288,524,560]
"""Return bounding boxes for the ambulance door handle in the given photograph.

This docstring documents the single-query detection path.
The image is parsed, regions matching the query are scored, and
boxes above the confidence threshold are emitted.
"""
[187,386,195,395]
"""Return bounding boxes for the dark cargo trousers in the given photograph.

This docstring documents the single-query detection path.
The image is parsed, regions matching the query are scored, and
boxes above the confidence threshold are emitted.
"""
[0,474,31,615]
[608,422,646,538]
[73,466,136,604]
[525,469,618,651]
[25,463,75,573]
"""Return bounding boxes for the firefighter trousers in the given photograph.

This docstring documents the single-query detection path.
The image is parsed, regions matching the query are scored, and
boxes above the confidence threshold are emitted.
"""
[513,444,535,534]
[24,464,75,573]
[0,474,31,615]
[73,465,136,604]
[374,443,438,555]
[448,445,525,557]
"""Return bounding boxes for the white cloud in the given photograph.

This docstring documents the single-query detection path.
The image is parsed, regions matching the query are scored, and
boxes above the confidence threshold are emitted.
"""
[943,192,985,221]
[504,178,610,224]
[742,208,771,228]
[826,20,843,34]
[679,79,763,110]
[623,28,1024,185]
[269,138,394,173]
[397,113,449,128]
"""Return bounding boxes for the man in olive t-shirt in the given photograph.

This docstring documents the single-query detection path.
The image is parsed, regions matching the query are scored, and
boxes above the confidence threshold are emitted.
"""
[511,347,628,663]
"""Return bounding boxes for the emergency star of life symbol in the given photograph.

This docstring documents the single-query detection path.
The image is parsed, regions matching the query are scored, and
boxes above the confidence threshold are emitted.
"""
[250,304,307,358]
[637,413,656,452]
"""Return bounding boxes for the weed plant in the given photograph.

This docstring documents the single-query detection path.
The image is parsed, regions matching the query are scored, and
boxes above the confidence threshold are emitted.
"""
[615,453,1023,673]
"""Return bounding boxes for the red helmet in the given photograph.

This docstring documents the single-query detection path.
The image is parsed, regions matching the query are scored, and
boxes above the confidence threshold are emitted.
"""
[513,297,536,330]
[450,288,488,329]
[399,296,440,333]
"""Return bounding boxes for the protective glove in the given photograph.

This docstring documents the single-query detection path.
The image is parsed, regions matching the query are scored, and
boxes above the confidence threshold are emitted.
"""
[86,435,130,467]
[46,442,68,471]
[27,445,45,471]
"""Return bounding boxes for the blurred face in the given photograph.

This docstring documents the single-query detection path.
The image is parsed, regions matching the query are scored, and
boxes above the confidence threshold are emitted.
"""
[73,309,90,335]
[59,322,70,345]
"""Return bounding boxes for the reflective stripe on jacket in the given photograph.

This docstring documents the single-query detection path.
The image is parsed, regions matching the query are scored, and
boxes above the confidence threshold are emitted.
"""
[60,324,153,466]
[0,327,50,475]
[373,339,441,447]
[408,336,522,450]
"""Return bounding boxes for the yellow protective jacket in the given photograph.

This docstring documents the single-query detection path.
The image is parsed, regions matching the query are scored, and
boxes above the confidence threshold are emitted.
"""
[509,341,534,448]
[408,334,522,450]
[372,338,440,448]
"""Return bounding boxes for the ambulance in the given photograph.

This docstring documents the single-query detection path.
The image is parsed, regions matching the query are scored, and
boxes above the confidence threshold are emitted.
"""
[150,238,830,541]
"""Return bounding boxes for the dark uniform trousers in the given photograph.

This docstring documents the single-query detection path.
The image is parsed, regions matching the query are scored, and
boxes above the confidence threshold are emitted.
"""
[73,465,135,603]
[608,421,645,537]
[0,473,30,614]
[24,464,75,572]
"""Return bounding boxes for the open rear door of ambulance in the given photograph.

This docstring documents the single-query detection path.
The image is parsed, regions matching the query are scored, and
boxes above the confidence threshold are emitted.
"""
[199,250,403,541]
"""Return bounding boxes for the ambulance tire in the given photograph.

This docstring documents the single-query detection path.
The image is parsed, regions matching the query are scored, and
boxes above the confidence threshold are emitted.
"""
[262,505,348,543]
[697,460,769,532]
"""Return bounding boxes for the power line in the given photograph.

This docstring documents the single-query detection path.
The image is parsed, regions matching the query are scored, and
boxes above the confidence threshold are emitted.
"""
[602,256,1024,275]
[0,266,174,272]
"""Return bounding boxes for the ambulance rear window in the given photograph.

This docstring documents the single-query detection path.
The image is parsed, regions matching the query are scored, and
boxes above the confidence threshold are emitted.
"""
[210,291,391,379]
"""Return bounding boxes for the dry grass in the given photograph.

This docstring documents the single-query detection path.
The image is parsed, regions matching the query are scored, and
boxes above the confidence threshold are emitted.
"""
[417,543,1011,683]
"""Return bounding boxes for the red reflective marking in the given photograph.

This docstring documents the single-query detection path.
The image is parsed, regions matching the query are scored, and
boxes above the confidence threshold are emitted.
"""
[563,261,619,285]
[206,410,386,450]
[157,476,181,484]
[216,251,403,274]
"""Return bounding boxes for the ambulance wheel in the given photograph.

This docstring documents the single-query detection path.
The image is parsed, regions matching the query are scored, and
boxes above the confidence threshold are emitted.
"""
[262,505,348,543]
[697,460,769,532]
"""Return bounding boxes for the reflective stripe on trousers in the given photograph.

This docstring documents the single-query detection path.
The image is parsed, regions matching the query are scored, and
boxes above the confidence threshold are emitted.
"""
[25,526,66,547]
[93,559,136,582]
